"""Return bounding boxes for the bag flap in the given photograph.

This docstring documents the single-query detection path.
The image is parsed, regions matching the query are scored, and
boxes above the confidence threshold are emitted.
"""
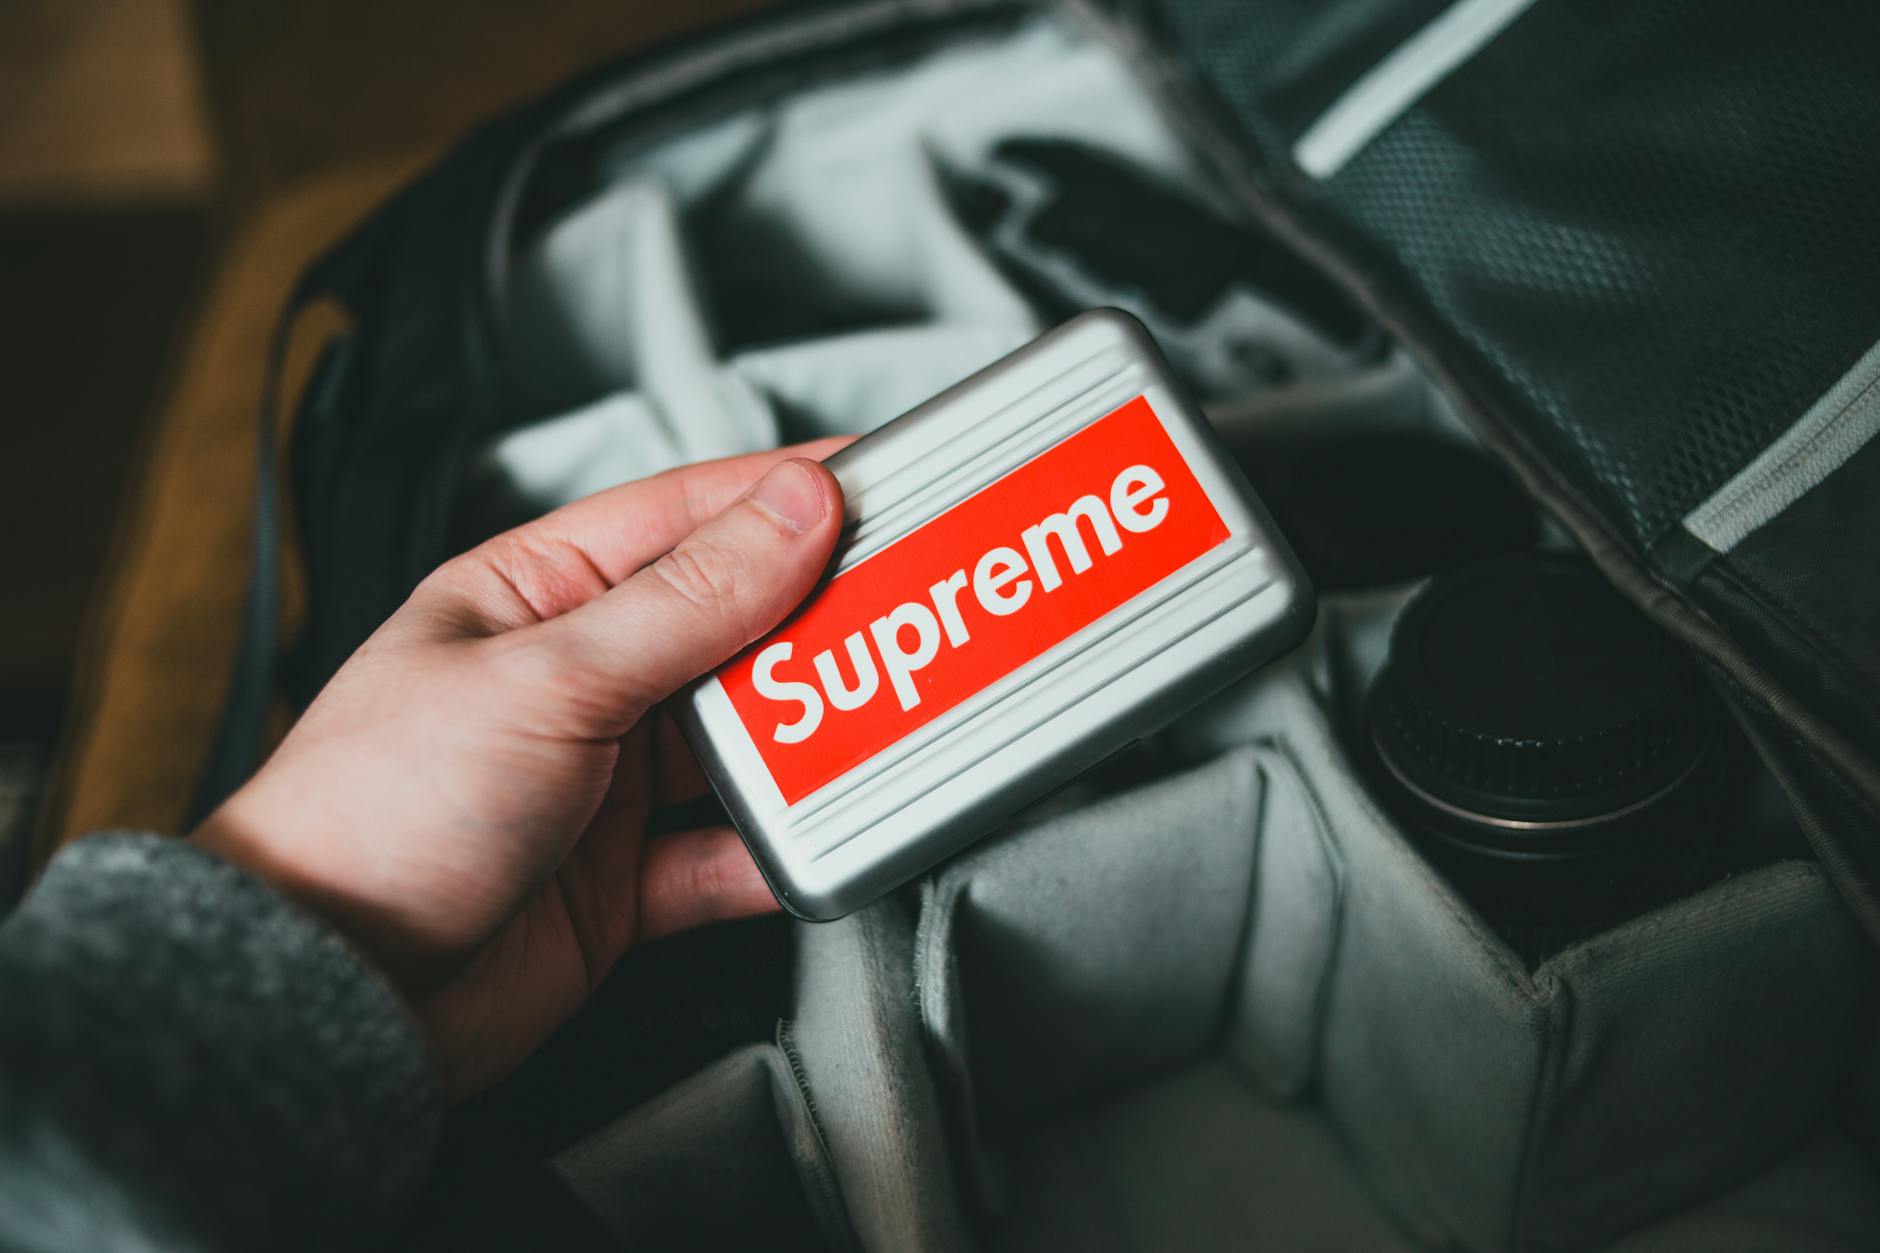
[1125,0,1880,940]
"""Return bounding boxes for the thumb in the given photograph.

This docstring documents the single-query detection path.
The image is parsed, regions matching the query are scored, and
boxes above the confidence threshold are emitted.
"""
[531,457,843,730]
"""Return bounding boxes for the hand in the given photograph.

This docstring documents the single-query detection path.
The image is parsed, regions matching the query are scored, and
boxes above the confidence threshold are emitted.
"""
[195,441,848,1097]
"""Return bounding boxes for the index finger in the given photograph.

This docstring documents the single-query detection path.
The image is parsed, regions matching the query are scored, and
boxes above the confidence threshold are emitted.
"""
[538,436,854,583]
[414,436,853,632]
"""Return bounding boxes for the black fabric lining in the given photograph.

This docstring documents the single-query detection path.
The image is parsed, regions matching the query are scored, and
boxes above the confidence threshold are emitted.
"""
[1721,683,1880,944]
[1142,0,1454,163]
[1726,426,1880,701]
[1697,559,1880,779]
[983,138,1371,343]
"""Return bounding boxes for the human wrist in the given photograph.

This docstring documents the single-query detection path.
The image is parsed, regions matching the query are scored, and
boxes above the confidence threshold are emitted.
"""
[192,798,438,997]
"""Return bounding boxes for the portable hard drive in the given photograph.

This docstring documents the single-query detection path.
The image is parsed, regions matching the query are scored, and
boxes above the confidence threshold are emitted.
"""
[677,309,1314,919]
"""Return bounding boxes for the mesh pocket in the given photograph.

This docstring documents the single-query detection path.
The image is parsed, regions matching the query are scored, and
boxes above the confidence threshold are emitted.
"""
[1159,0,1880,547]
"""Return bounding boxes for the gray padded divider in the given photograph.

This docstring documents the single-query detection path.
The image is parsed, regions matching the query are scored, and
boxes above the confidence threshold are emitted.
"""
[1226,742,1344,1099]
[790,896,975,1253]
[914,874,995,1215]
[1281,670,1550,1253]
[551,1042,852,1252]
[1522,862,1874,1250]
[926,750,1263,1123]
[984,1060,1417,1253]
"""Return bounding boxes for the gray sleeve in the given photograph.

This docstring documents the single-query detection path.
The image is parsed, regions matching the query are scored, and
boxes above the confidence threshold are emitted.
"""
[0,833,440,1253]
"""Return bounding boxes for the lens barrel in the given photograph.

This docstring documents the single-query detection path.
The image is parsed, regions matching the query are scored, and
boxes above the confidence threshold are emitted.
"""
[1368,553,1719,952]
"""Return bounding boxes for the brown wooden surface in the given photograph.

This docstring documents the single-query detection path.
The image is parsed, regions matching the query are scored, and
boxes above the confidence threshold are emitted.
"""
[0,0,214,204]
[193,0,771,202]
[0,0,216,743]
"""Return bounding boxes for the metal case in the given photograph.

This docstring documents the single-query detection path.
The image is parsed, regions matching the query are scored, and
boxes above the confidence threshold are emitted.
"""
[678,310,1314,919]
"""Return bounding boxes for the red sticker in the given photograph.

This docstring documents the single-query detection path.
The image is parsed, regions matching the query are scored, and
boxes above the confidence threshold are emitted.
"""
[719,395,1230,804]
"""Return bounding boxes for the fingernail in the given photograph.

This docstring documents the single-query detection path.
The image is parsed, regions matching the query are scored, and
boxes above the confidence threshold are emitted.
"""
[746,459,828,535]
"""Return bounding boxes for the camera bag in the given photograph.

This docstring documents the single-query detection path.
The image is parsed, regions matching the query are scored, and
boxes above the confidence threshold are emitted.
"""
[202,2,1880,1249]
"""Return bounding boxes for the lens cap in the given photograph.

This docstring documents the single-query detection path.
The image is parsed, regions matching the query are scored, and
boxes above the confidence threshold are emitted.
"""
[1370,552,1716,848]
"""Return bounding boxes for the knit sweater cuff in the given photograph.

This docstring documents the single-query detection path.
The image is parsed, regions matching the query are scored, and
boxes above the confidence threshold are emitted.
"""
[0,833,440,1250]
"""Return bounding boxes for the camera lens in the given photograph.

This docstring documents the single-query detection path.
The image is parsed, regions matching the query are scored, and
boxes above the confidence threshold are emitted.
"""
[1367,552,1720,957]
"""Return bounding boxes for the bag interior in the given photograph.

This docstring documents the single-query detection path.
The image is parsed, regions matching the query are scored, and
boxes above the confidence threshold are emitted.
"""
[461,10,1442,536]
[418,9,1880,1251]
[919,596,1877,1252]
[524,591,1880,1253]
